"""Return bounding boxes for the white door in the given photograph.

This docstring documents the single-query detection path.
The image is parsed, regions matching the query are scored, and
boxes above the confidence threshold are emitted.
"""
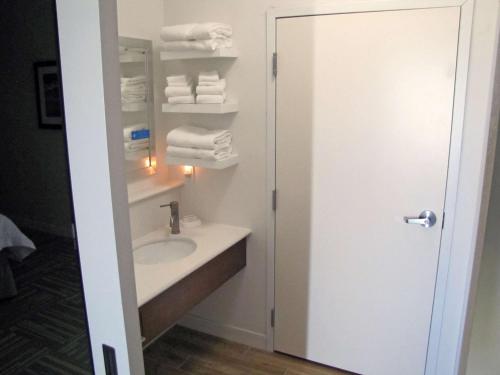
[275,7,460,375]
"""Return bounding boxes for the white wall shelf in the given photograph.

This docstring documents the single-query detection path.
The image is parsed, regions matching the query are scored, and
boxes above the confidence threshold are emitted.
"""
[166,154,239,170]
[160,47,238,61]
[128,179,184,205]
[120,53,146,63]
[122,102,147,112]
[162,100,238,114]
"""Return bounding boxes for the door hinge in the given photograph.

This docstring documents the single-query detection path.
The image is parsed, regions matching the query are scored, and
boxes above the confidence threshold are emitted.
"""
[71,223,78,250]
[442,212,445,229]
[272,52,278,77]
[271,308,275,328]
[272,190,277,211]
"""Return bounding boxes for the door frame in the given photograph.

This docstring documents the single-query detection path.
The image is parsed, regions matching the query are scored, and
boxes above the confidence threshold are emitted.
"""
[55,0,144,373]
[265,1,475,374]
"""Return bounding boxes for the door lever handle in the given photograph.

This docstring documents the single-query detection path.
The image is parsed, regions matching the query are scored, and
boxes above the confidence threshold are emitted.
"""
[404,210,437,228]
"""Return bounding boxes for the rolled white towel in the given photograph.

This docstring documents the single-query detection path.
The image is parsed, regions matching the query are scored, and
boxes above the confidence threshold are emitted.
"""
[165,86,193,98]
[160,23,232,42]
[196,80,226,95]
[166,125,231,150]
[124,139,149,152]
[123,123,148,141]
[168,95,195,104]
[166,75,191,86]
[163,38,232,52]
[167,145,233,161]
[198,70,220,83]
[196,93,226,104]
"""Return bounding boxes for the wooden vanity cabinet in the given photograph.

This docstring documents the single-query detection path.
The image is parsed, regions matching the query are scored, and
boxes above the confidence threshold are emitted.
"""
[139,238,247,345]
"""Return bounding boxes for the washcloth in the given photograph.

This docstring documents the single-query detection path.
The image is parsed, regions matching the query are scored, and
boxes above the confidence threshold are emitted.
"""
[198,78,226,87]
[165,86,193,98]
[196,80,226,95]
[164,38,232,52]
[198,71,220,83]
[166,125,232,150]
[160,23,232,42]
[196,94,226,104]
[166,75,191,86]
[0,214,36,262]
[124,124,148,141]
[168,95,196,104]
[124,139,149,152]
[167,145,233,161]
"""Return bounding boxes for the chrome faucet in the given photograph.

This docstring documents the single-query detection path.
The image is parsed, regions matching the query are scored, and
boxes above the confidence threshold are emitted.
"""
[160,201,180,234]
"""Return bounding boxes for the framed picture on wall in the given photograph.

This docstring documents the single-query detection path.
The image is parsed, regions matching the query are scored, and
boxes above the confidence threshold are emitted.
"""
[34,61,63,129]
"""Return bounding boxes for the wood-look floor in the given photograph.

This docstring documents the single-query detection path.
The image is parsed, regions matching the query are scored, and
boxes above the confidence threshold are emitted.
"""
[144,325,351,375]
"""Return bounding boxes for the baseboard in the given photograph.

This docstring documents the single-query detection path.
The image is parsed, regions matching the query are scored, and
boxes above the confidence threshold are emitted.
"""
[8,215,73,238]
[179,313,268,350]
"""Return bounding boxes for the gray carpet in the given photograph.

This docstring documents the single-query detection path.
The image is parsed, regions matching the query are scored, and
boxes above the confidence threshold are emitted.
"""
[0,229,92,374]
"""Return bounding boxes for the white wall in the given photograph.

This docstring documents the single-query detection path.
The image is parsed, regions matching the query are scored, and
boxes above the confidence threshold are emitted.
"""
[162,0,307,347]
[0,0,73,237]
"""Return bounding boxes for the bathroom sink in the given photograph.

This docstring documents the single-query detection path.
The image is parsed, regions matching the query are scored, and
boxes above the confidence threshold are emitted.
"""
[133,238,196,265]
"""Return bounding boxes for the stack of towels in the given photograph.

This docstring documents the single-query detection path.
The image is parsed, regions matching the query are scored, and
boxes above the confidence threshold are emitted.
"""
[160,23,232,51]
[166,125,233,161]
[196,71,226,104]
[165,75,195,104]
[123,123,150,153]
[121,75,147,104]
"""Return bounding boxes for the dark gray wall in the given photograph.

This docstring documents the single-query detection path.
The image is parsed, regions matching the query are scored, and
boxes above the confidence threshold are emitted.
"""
[0,0,72,235]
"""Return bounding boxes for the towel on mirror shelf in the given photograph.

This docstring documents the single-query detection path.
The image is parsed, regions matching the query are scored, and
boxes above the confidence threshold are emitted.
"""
[167,145,233,161]
[196,94,226,104]
[160,23,232,42]
[163,38,232,52]
[121,75,147,86]
[165,86,193,98]
[166,75,191,86]
[166,125,231,150]
[167,95,196,104]
[198,70,220,83]
[124,139,149,152]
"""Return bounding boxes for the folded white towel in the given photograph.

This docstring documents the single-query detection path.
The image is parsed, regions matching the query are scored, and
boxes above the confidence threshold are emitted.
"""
[124,139,149,152]
[160,23,232,42]
[198,71,220,83]
[198,78,226,87]
[163,38,232,52]
[121,75,147,86]
[121,84,146,95]
[196,94,226,104]
[167,125,231,150]
[167,78,193,87]
[121,97,146,104]
[165,86,193,98]
[196,80,226,95]
[191,23,233,41]
[166,75,190,86]
[168,95,195,104]
[123,124,148,141]
[167,145,233,161]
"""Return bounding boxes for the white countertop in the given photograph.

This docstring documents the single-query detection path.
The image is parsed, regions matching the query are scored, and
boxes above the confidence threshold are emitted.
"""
[133,222,251,307]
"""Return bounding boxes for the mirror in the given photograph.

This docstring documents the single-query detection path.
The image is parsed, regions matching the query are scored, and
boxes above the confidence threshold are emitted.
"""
[119,36,156,173]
